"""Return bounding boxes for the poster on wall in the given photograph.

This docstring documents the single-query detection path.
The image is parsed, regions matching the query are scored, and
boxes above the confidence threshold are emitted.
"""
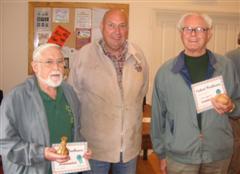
[62,46,76,68]
[48,25,71,47]
[34,8,51,48]
[74,8,92,29]
[75,28,91,49]
[52,8,70,23]
[37,31,51,46]
[62,46,76,79]
[74,8,92,49]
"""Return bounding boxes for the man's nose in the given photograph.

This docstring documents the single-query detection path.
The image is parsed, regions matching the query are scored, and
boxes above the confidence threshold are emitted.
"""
[114,26,121,33]
[190,29,197,36]
[52,61,60,69]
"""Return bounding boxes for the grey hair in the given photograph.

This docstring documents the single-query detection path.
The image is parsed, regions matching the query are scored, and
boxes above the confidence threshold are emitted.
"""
[33,43,61,61]
[177,12,213,31]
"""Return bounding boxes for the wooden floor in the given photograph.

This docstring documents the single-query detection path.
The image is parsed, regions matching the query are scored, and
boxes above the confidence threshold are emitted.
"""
[137,152,162,174]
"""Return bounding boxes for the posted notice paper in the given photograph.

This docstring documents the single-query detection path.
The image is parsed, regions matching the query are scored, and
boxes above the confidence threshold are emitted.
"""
[191,76,226,113]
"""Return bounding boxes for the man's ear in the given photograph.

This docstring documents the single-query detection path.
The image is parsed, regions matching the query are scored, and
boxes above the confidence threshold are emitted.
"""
[100,22,103,33]
[207,28,213,41]
[31,61,38,74]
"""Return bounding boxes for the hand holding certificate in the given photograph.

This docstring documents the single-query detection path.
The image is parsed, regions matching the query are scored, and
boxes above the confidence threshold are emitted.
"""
[191,76,227,113]
[51,141,91,174]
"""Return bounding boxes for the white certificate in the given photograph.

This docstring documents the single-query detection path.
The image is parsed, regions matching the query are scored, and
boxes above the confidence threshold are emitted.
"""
[51,142,90,174]
[191,76,226,113]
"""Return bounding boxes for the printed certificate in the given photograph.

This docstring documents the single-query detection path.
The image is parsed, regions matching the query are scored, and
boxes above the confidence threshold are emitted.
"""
[51,142,90,174]
[191,76,226,113]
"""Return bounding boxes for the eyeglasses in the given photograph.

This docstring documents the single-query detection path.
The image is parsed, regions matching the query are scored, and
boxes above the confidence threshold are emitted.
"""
[37,59,65,67]
[182,27,209,34]
[106,22,128,30]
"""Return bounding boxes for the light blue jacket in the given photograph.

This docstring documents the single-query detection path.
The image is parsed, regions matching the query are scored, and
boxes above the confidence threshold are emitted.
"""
[0,76,84,174]
[151,50,240,164]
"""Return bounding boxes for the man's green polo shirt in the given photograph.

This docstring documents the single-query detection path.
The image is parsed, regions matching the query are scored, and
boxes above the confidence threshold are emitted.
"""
[39,86,74,145]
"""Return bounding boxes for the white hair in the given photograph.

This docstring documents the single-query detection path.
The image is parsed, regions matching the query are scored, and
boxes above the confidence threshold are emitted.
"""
[177,12,213,31]
[33,43,60,61]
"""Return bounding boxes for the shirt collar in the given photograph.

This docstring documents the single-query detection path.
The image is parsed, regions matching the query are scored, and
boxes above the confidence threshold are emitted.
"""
[98,39,127,59]
[97,39,142,64]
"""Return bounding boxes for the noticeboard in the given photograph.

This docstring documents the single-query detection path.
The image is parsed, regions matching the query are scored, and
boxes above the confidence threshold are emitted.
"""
[28,2,129,75]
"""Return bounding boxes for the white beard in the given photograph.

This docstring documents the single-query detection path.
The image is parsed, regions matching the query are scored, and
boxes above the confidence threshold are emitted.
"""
[38,71,63,88]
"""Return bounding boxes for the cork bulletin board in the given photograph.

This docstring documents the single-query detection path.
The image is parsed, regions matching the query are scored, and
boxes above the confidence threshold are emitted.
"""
[28,2,129,74]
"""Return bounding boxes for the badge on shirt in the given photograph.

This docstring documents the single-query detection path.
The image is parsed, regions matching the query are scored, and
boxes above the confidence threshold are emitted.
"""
[134,62,142,72]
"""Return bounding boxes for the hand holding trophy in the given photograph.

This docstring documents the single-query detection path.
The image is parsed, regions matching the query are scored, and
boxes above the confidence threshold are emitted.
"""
[51,137,91,173]
[57,136,69,155]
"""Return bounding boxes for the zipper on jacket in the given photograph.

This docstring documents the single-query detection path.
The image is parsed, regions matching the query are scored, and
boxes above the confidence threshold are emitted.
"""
[120,61,127,161]
[120,75,124,161]
[199,131,204,162]
[199,132,203,140]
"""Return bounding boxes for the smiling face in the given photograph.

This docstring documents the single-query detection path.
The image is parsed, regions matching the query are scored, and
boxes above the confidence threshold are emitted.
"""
[32,46,65,88]
[180,15,212,57]
[101,9,128,55]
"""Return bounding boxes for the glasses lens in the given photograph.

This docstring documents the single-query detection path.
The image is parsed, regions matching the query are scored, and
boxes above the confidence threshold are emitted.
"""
[182,27,208,34]
[38,59,64,67]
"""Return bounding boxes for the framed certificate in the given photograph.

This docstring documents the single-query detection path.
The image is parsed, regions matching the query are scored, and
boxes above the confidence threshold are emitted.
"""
[191,76,226,113]
[51,142,91,174]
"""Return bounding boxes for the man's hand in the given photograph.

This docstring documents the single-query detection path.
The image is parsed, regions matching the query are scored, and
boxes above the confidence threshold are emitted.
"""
[159,159,167,174]
[44,147,70,163]
[83,149,92,160]
[211,94,235,115]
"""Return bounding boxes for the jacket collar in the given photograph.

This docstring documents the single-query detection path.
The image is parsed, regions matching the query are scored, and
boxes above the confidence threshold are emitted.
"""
[127,43,142,64]
[171,49,216,87]
[172,49,216,74]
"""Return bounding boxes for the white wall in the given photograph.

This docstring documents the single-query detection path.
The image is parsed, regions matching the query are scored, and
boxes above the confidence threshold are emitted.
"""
[0,1,3,90]
[1,0,28,92]
[0,0,239,103]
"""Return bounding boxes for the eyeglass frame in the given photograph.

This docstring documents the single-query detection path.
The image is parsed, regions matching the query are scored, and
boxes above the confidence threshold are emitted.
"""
[36,58,65,67]
[181,26,209,35]
[105,22,128,31]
